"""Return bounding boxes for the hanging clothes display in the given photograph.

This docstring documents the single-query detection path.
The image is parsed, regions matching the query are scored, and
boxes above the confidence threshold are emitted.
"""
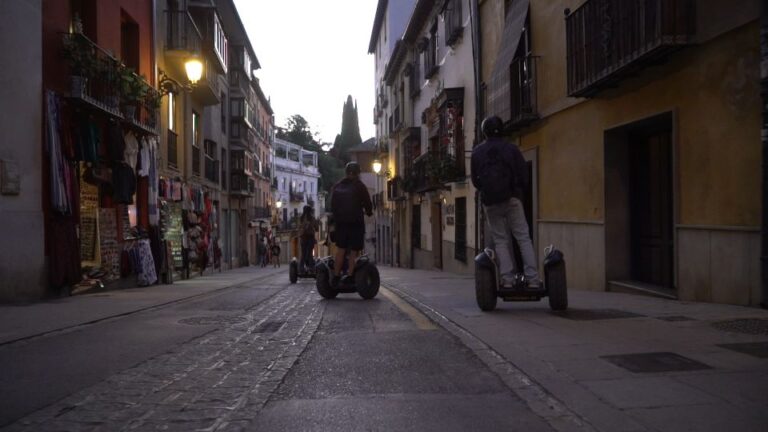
[124,131,139,172]
[111,162,136,204]
[46,91,73,214]
[147,137,160,226]
[124,239,157,286]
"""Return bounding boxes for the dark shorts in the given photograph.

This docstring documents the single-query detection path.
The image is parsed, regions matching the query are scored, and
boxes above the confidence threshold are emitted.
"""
[334,222,365,251]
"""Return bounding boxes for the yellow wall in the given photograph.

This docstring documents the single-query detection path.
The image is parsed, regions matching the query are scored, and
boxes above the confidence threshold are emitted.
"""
[514,3,761,227]
[479,1,760,226]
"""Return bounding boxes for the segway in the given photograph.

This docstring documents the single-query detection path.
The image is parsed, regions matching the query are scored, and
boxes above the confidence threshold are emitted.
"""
[289,257,316,284]
[474,244,567,312]
[315,254,380,300]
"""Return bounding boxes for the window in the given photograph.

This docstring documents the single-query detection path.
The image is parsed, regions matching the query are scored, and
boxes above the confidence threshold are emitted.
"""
[221,148,227,189]
[213,13,228,71]
[425,21,439,79]
[220,93,226,133]
[444,0,463,46]
[168,92,176,131]
[204,140,217,183]
[120,10,139,71]
[192,111,201,176]
[412,204,421,249]
[410,49,421,97]
[455,197,467,262]
[509,13,537,126]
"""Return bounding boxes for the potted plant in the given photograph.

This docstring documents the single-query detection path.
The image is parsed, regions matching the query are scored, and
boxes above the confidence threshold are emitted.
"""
[144,85,162,128]
[98,57,122,110]
[119,68,147,120]
[61,34,95,97]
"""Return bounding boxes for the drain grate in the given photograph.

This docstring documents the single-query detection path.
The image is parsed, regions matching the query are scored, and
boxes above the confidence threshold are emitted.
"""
[254,320,286,334]
[601,352,712,373]
[656,315,696,322]
[553,308,645,321]
[178,315,247,326]
[717,342,768,359]
[712,319,768,335]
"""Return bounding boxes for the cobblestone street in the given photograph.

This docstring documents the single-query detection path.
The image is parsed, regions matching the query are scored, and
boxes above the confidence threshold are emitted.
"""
[5,279,322,432]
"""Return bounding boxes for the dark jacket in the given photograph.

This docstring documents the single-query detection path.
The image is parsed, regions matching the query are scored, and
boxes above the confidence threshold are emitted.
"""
[330,177,373,225]
[471,137,528,205]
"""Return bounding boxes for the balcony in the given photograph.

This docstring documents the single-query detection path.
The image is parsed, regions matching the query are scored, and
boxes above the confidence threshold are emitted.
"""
[508,55,538,130]
[251,206,271,219]
[188,6,227,74]
[387,176,406,201]
[444,0,463,46]
[62,33,159,133]
[566,0,695,97]
[411,152,463,193]
[290,191,305,202]
[165,10,202,57]
[229,69,251,97]
[204,158,219,183]
[191,56,220,106]
[230,173,254,196]
[61,33,122,118]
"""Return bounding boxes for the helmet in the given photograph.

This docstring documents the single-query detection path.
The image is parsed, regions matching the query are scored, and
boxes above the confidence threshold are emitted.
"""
[481,116,504,138]
[345,161,361,175]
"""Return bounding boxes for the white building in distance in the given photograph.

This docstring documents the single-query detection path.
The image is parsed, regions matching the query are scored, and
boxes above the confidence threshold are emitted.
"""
[272,137,321,228]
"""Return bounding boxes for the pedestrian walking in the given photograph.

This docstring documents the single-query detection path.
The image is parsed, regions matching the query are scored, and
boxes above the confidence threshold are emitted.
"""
[271,242,281,268]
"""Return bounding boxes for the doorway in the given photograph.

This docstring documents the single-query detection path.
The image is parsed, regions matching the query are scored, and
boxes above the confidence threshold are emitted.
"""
[605,112,674,291]
[629,130,673,288]
[431,201,442,269]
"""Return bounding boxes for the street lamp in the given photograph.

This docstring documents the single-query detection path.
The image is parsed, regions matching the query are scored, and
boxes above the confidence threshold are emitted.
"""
[158,56,205,96]
[372,159,382,175]
[275,200,283,209]
[184,56,203,85]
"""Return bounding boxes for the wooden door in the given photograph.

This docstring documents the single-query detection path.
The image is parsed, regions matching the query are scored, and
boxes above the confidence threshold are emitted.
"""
[431,202,443,269]
[629,131,673,288]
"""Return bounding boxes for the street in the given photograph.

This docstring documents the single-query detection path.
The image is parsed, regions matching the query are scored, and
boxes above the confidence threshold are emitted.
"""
[1,266,767,431]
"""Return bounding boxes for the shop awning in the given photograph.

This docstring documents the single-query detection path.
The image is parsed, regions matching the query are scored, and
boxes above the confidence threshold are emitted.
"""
[487,0,530,124]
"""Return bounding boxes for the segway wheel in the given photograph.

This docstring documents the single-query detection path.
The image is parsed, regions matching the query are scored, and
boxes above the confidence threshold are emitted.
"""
[546,261,568,311]
[475,263,497,311]
[316,268,338,299]
[355,265,380,300]
[289,261,298,284]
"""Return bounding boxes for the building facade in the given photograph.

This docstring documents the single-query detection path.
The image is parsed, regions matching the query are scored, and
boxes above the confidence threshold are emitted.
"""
[0,0,273,302]
[479,0,762,305]
[371,0,479,274]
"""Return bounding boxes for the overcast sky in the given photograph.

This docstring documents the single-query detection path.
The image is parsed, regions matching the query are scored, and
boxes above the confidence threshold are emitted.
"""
[233,0,378,145]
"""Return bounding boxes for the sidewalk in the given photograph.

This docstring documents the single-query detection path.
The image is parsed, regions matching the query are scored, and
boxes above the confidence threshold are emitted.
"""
[380,266,768,432]
[0,265,283,346]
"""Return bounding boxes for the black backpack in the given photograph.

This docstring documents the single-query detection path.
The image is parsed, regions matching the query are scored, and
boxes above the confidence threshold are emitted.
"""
[331,180,361,223]
[478,146,514,205]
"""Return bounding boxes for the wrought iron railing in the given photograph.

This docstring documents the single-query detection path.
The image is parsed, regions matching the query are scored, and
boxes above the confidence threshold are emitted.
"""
[566,0,695,97]
[165,10,202,54]
[509,55,538,129]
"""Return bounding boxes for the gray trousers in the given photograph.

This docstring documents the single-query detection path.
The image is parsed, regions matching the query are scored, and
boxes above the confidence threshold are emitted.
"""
[484,197,540,283]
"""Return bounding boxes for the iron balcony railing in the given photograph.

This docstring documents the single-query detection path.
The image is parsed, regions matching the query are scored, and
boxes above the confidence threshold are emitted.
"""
[230,173,254,196]
[165,10,202,54]
[566,0,695,97]
[509,55,538,130]
[252,206,271,219]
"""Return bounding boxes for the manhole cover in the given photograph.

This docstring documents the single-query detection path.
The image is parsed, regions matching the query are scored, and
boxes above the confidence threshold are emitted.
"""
[254,320,286,333]
[178,316,248,326]
[656,315,696,322]
[553,308,645,321]
[712,319,768,335]
[601,352,712,373]
[717,342,768,358]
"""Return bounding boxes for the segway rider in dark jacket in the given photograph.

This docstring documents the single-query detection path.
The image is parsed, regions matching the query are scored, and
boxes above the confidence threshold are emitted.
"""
[330,161,373,286]
[471,116,540,288]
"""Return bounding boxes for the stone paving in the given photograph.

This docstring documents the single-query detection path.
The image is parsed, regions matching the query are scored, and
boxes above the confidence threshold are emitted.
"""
[4,285,322,432]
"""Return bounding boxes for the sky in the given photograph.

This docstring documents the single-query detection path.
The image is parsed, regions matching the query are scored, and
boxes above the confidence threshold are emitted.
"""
[233,0,378,145]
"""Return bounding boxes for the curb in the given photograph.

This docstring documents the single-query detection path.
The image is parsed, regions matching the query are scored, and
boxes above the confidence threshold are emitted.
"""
[382,282,597,432]
[0,268,284,348]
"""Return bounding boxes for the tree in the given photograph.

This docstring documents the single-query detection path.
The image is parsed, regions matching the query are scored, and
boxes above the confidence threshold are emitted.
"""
[331,95,363,162]
[277,114,320,151]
